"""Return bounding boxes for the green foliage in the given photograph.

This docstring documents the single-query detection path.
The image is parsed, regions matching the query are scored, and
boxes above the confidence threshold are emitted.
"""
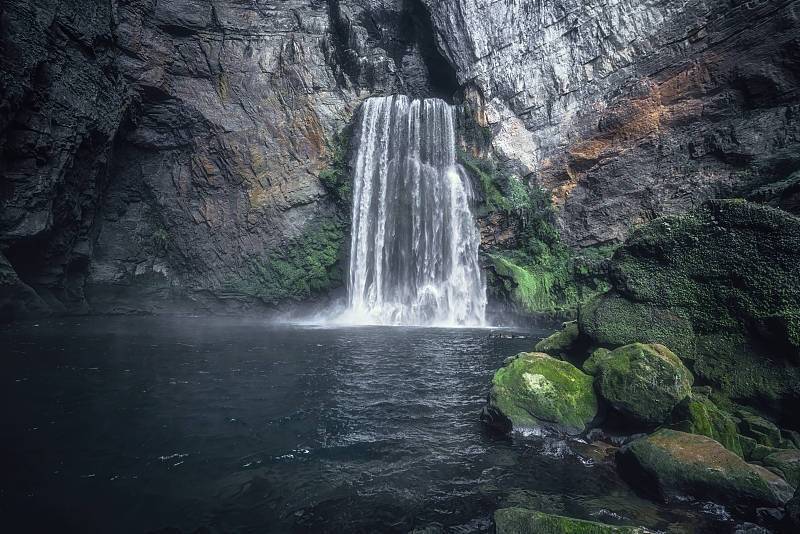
[227,221,346,302]
[152,227,167,253]
[319,124,354,209]
[457,109,616,317]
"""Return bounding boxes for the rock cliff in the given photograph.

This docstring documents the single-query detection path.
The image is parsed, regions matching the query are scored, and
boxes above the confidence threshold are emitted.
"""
[1,0,799,317]
[425,0,800,245]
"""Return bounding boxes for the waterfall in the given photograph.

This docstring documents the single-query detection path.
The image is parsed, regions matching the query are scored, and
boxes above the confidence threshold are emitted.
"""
[345,95,486,326]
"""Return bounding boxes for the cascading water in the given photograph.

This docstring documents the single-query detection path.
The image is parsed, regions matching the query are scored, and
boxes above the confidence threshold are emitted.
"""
[345,95,486,326]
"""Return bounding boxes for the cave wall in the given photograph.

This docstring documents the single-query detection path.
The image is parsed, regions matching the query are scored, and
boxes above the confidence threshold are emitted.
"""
[1,0,799,317]
[0,0,454,317]
[425,0,800,245]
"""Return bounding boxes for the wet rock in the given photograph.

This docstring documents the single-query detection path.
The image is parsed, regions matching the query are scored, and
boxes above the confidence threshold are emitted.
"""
[617,429,793,507]
[534,321,580,359]
[762,449,800,488]
[493,507,650,534]
[788,487,800,529]
[424,0,800,247]
[582,347,612,377]
[577,200,800,426]
[483,352,598,436]
[667,393,742,457]
[594,343,693,425]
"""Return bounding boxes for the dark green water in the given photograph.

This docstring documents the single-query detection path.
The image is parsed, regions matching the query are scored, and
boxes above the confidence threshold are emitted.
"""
[0,317,735,533]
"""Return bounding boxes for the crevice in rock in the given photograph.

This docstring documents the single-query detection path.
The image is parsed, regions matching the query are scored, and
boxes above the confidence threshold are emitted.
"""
[325,0,459,99]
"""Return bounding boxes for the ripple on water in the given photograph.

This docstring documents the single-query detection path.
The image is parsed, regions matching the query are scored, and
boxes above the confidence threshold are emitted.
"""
[0,317,739,533]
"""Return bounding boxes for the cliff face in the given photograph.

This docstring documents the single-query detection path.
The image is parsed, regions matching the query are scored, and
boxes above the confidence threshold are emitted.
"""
[1,0,799,317]
[426,0,800,245]
[0,0,452,317]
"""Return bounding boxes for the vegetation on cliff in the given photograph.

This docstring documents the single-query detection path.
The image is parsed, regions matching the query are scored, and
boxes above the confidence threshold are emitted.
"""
[226,221,346,302]
[456,106,613,318]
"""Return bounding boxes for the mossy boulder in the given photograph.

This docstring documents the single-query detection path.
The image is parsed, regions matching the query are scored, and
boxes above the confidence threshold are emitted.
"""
[762,449,800,487]
[593,343,692,425]
[484,352,598,435]
[617,429,793,507]
[578,200,800,423]
[737,411,783,448]
[582,347,611,376]
[667,394,742,456]
[535,321,580,358]
[494,508,650,534]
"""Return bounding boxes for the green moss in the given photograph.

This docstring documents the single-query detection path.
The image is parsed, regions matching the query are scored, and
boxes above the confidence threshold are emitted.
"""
[582,348,611,376]
[226,221,345,302]
[535,321,580,358]
[318,124,354,209]
[737,411,782,448]
[457,108,614,317]
[594,343,693,425]
[763,449,800,487]
[489,352,598,435]
[494,508,647,534]
[618,429,789,506]
[667,394,743,457]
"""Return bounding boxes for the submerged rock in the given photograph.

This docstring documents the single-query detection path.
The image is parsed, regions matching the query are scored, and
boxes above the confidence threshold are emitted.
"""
[534,321,580,359]
[483,352,598,436]
[493,507,649,534]
[593,343,693,425]
[617,429,793,507]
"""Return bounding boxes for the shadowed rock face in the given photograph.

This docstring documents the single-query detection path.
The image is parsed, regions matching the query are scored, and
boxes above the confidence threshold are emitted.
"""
[424,0,800,245]
[0,0,456,316]
[1,0,799,316]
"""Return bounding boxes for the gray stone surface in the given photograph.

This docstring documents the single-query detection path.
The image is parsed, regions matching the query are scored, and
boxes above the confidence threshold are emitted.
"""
[425,0,800,245]
[1,0,799,316]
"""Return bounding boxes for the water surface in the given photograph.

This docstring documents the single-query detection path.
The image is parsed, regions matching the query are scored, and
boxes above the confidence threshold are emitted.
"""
[0,317,734,533]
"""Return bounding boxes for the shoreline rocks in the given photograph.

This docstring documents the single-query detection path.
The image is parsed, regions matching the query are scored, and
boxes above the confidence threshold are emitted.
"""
[617,429,793,508]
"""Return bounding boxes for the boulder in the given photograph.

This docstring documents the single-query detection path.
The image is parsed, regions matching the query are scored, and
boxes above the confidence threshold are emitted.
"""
[582,347,611,376]
[534,321,580,359]
[494,508,650,534]
[667,394,742,456]
[483,352,598,435]
[617,429,793,507]
[578,201,800,425]
[762,449,800,487]
[594,343,693,425]
[737,411,783,448]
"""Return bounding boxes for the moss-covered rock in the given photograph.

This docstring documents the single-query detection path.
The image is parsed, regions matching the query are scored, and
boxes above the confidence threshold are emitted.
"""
[617,429,793,507]
[484,352,598,435]
[579,294,696,361]
[535,321,580,358]
[737,411,783,448]
[582,347,612,376]
[762,449,800,487]
[667,394,742,457]
[593,343,692,425]
[577,200,800,423]
[494,508,649,534]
